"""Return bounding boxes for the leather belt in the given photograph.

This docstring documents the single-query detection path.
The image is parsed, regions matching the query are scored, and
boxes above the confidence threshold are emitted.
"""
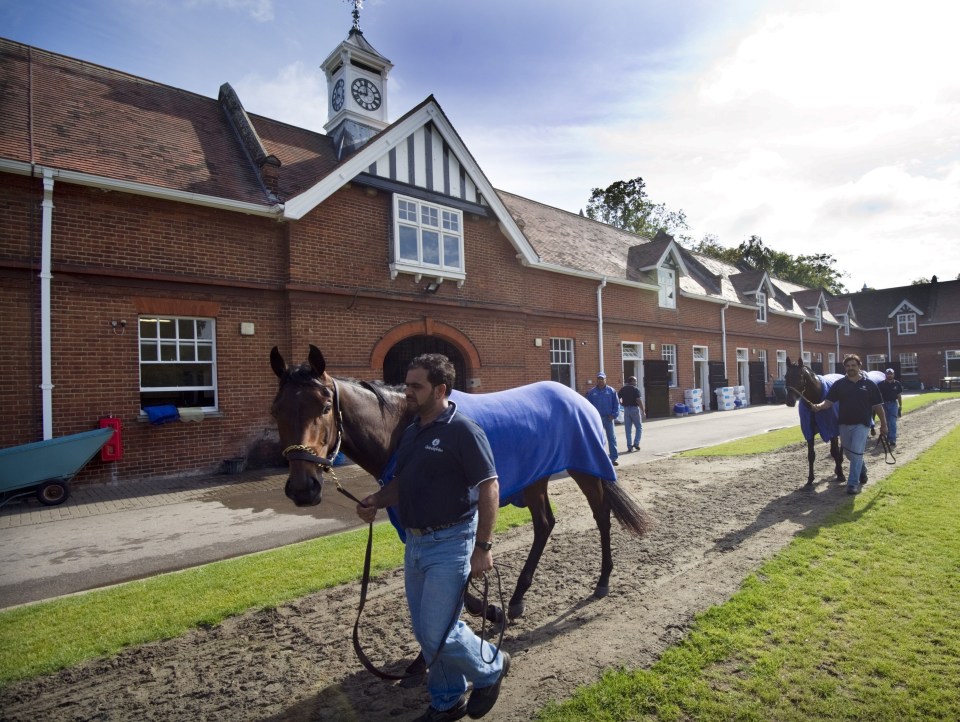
[406,520,463,536]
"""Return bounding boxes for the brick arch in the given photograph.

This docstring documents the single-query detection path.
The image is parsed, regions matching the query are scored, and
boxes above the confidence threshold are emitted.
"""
[370,319,481,373]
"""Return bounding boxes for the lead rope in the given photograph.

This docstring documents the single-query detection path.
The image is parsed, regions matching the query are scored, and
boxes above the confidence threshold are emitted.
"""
[335,483,504,681]
[876,433,897,465]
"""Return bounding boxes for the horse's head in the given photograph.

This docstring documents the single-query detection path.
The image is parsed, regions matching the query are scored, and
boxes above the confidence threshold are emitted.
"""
[270,345,340,507]
[783,357,817,408]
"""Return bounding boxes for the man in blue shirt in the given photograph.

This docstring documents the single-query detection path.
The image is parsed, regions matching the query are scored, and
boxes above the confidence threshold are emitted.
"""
[357,354,509,721]
[811,354,888,495]
[877,368,903,447]
[586,371,620,466]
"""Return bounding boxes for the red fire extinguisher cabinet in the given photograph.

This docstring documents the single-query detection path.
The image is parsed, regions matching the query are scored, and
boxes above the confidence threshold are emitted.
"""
[99,416,123,461]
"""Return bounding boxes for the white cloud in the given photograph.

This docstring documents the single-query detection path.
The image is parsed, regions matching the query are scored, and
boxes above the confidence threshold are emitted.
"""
[234,62,327,131]
[185,0,275,22]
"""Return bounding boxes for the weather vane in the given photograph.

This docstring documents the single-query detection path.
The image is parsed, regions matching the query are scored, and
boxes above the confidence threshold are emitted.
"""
[345,0,363,31]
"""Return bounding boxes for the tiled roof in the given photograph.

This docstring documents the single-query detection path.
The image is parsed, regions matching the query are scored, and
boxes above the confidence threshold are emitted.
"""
[839,279,960,328]
[497,190,655,280]
[0,38,339,205]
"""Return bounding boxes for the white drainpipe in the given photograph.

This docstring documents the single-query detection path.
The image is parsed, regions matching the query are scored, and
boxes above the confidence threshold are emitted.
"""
[720,303,729,379]
[886,326,892,362]
[40,169,55,439]
[835,325,841,369]
[799,317,806,359]
[596,277,607,374]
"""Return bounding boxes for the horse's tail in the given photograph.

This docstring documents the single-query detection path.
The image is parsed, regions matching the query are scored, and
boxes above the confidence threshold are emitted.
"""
[604,480,652,537]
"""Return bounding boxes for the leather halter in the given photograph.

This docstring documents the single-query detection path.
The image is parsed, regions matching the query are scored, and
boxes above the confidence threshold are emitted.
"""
[281,378,344,471]
[786,367,818,407]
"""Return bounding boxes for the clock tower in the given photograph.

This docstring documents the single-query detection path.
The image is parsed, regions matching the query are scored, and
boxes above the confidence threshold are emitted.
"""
[322,8,392,157]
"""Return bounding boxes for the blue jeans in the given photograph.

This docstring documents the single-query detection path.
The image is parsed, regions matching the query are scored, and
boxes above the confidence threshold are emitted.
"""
[882,401,899,443]
[600,415,619,460]
[839,424,870,490]
[623,406,642,448]
[404,515,504,711]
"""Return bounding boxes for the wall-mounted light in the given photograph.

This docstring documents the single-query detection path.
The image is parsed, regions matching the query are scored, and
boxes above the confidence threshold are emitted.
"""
[240,322,255,336]
[534,338,543,347]
[110,319,127,335]
[425,280,442,294]
[649,342,656,351]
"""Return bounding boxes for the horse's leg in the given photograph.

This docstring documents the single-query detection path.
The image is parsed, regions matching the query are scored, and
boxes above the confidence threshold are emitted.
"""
[571,471,614,598]
[806,438,816,485]
[507,478,555,620]
[831,437,846,482]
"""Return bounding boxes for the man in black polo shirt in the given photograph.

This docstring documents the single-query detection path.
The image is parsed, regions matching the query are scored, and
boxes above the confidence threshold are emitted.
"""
[811,354,887,495]
[357,354,509,721]
[617,376,646,451]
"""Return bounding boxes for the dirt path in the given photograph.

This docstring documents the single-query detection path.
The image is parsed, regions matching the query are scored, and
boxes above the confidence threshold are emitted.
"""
[3,400,958,722]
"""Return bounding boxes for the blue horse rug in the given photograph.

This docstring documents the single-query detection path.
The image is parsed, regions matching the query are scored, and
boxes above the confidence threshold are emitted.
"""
[798,371,885,442]
[380,381,616,539]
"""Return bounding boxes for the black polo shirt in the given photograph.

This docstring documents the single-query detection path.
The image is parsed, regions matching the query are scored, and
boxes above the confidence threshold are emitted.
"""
[395,401,497,530]
[825,375,883,427]
[618,384,642,407]
[878,379,903,403]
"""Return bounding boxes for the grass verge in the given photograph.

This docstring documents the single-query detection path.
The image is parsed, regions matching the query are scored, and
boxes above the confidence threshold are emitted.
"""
[536,423,960,721]
[0,504,529,685]
[679,391,959,457]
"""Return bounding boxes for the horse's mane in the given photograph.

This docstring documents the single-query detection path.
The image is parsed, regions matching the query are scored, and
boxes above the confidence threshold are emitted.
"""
[356,379,405,416]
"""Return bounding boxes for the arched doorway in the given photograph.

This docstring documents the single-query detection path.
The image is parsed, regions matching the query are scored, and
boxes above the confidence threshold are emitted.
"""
[383,336,468,391]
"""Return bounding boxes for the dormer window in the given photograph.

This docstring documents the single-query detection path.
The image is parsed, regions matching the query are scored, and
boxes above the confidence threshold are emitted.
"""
[840,313,850,336]
[658,267,677,309]
[390,194,466,284]
[814,307,822,331]
[897,312,917,335]
[756,291,767,323]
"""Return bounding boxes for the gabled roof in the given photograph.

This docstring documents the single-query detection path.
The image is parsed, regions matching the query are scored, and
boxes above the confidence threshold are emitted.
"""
[839,280,960,328]
[729,270,775,298]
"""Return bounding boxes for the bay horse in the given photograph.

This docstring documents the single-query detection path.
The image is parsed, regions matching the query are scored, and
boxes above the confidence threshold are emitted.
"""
[270,345,651,624]
[783,358,846,486]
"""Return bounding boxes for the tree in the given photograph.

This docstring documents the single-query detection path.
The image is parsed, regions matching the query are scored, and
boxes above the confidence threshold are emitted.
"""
[694,235,847,294]
[585,177,690,242]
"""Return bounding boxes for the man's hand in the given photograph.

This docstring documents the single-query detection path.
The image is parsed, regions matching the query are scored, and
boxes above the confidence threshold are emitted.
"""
[470,546,493,579]
[356,494,378,524]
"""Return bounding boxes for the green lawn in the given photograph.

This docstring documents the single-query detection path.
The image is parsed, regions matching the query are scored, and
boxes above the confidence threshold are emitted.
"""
[536,422,960,721]
[679,391,959,457]
[0,505,530,685]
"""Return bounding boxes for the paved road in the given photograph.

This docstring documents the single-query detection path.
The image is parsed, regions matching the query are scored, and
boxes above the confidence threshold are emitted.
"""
[0,403,800,609]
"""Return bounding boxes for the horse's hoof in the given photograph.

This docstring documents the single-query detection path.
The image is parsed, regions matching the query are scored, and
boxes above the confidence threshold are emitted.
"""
[507,602,525,620]
[486,604,505,625]
[593,585,609,599]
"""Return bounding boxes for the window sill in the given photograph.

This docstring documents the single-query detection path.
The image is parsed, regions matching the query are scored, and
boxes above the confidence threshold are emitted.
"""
[137,410,223,424]
[390,262,465,287]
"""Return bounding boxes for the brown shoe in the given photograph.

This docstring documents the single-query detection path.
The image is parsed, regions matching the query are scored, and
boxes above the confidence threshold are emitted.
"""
[467,652,510,718]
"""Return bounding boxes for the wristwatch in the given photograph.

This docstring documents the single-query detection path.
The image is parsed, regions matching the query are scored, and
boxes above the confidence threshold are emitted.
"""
[476,540,493,551]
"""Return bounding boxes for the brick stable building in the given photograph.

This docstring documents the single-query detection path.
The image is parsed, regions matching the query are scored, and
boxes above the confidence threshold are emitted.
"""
[1,30,956,486]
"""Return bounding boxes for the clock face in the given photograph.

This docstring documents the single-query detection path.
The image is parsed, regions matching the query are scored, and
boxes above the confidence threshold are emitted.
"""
[351,77,382,111]
[331,78,345,112]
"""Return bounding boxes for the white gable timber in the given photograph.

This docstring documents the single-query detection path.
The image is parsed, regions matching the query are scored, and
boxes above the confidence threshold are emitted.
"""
[887,300,924,318]
[282,100,539,264]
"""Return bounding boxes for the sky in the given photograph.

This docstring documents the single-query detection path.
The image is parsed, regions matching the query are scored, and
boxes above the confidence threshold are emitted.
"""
[4,0,959,292]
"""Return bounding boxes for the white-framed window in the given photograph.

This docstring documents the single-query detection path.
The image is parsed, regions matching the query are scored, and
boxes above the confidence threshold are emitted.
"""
[662,343,678,387]
[814,307,823,331]
[828,352,836,373]
[840,314,850,336]
[550,337,575,389]
[802,350,812,365]
[390,194,465,283]
[900,352,918,374]
[897,312,917,335]
[776,349,786,379]
[759,349,768,381]
[139,316,217,410]
[756,291,767,323]
[658,267,677,309]
[866,354,886,372]
[946,350,960,376]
